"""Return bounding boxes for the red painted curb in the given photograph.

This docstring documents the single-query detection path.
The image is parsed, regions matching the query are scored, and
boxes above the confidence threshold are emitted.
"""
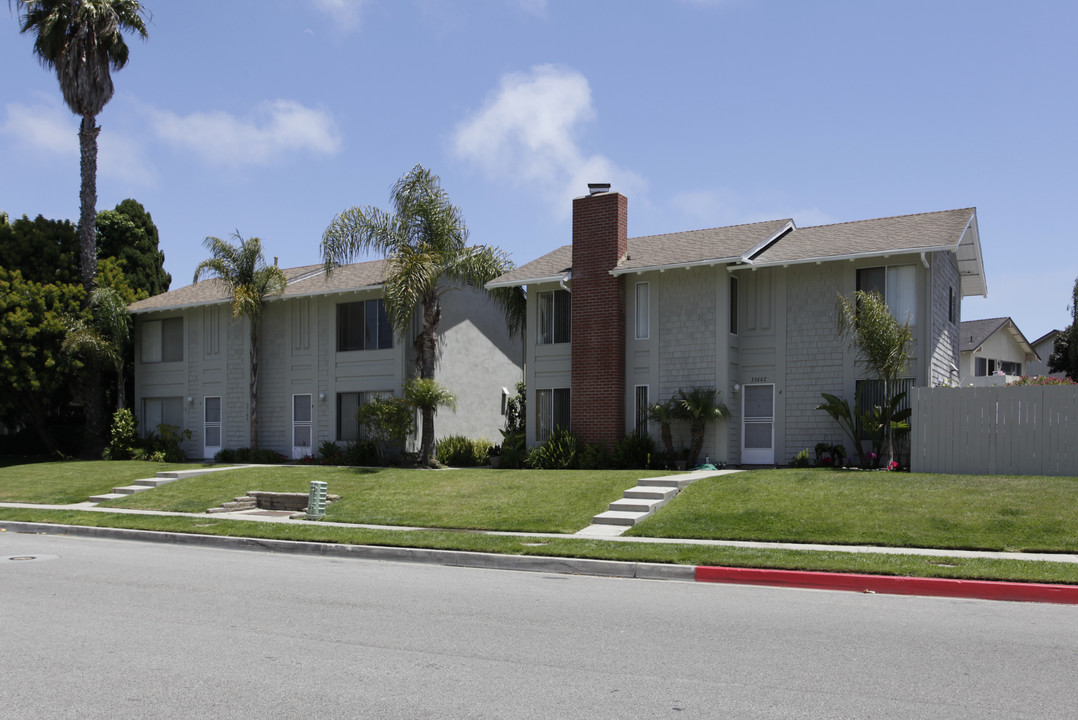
[694,565,1078,604]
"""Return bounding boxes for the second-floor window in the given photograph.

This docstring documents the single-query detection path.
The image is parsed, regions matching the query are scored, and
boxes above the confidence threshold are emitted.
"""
[537,289,571,345]
[857,265,917,326]
[337,299,393,352]
[141,317,184,363]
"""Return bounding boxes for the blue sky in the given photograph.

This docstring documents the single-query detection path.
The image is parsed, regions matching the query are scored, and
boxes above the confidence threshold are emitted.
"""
[2,0,1075,343]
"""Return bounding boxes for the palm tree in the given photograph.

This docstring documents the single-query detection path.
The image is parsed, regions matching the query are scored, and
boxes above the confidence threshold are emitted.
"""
[836,290,913,467]
[62,286,131,409]
[673,387,730,468]
[194,233,286,450]
[403,378,457,465]
[321,164,525,463]
[646,399,677,460]
[14,0,149,297]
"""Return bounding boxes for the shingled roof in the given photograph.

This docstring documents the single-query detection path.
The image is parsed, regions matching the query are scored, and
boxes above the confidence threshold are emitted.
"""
[128,260,390,314]
[488,207,987,297]
[960,317,1038,359]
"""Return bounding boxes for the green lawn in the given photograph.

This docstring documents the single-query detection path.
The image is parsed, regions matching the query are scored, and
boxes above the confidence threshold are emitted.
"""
[3,506,1078,585]
[0,461,208,504]
[629,468,1078,553]
[100,465,666,533]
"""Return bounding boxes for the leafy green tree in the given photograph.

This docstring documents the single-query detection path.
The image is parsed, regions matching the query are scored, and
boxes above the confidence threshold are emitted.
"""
[356,395,415,463]
[62,286,131,409]
[321,165,525,460]
[13,0,149,297]
[1048,276,1078,382]
[194,233,286,450]
[0,267,85,453]
[403,377,457,465]
[0,212,79,286]
[96,199,171,298]
[836,290,913,467]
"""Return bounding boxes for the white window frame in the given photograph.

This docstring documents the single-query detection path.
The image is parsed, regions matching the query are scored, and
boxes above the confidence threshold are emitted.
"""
[536,388,571,443]
[537,290,571,345]
[635,282,649,340]
[292,393,313,459]
[203,396,222,459]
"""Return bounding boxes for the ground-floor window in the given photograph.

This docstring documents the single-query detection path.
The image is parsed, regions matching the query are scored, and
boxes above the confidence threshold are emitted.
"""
[536,388,570,443]
[634,385,649,435]
[974,358,1021,377]
[141,397,184,438]
[337,391,394,442]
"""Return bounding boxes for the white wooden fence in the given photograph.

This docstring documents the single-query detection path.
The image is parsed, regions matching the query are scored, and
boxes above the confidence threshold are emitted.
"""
[910,386,1078,476]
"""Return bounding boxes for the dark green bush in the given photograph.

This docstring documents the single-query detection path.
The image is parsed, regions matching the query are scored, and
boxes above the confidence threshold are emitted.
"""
[611,431,656,469]
[436,435,493,467]
[526,427,578,470]
[343,440,379,466]
[318,441,342,464]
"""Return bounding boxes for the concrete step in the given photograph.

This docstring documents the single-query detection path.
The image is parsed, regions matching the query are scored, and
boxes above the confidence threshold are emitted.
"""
[608,497,664,514]
[131,477,176,488]
[112,484,152,495]
[591,510,649,526]
[88,492,128,503]
[624,486,678,501]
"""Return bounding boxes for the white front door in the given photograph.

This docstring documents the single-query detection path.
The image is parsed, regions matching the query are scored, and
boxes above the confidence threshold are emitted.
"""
[204,396,222,459]
[292,394,313,459]
[741,384,775,465]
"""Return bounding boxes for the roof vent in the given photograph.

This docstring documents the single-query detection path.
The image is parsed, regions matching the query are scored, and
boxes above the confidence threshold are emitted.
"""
[588,183,611,195]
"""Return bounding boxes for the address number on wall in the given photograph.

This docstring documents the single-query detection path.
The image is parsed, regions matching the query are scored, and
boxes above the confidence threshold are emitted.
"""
[750,377,768,383]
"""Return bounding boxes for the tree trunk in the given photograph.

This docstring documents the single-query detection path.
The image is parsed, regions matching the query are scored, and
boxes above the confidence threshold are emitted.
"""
[250,319,260,451]
[413,295,441,464]
[78,115,99,297]
[78,115,107,456]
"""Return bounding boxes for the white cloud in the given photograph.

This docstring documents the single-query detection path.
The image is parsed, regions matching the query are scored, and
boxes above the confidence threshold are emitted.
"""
[511,0,547,17]
[1,98,76,156]
[452,64,645,215]
[2,96,155,185]
[671,187,833,229]
[150,100,342,169]
[311,0,367,31]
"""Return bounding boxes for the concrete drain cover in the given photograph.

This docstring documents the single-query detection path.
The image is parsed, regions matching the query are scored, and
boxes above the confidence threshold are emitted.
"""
[2,555,60,563]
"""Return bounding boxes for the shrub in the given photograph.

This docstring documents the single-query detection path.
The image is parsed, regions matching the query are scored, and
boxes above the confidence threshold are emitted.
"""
[436,435,493,467]
[249,448,287,464]
[504,381,526,435]
[343,440,379,466]
[357,395,415,462]
[103,408,140,460]
[576,442,607,470]
[526,427,578,470]
[150,423,191,463]
[790,448,811,467]
[612,431,656,469]
[1006,375,1078,386]
[318,441,342,464]
[497,431,527,469]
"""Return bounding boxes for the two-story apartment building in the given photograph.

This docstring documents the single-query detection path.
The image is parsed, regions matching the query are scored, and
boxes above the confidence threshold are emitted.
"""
[488,185,986,465]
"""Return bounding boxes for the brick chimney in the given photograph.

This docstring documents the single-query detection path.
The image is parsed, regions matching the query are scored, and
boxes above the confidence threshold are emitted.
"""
[570,186,627,449]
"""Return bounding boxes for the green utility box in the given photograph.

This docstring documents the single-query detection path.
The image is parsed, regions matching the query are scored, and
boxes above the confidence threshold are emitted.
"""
[306,481,328,520]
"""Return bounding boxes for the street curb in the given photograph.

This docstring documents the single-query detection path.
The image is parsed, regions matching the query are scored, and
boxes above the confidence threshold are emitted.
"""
[0,521,695,582]
[8,520,1077,603]
[695,565,1078,604]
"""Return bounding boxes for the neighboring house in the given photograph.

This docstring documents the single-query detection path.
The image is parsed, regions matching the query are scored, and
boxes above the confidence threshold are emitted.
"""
[958,318,1038,385]
[1026,329,1064,379]
[129,260,522,459]
[488,185,986,465]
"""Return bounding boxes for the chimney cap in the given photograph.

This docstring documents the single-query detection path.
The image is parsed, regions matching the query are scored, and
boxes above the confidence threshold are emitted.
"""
[587,183,612,195]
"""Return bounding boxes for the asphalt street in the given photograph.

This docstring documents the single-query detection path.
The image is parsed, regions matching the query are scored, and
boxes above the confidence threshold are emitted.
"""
[2,531,1076,719]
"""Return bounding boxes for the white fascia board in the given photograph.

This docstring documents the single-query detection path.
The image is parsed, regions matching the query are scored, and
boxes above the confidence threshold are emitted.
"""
[609,257,742,276]
[486,273,570,289]
[740,220,796,262]
[128,298,230,315]
[740,243,963,270]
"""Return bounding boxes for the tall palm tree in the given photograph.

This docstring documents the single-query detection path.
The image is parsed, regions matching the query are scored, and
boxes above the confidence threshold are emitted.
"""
[14,0,149,297]
[673,387,729,468]
[62,285,131,410]
[194,233,286,451]
[321,165,525,463]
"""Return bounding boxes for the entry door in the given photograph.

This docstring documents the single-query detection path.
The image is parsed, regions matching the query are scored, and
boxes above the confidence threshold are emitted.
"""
[292,394,313,459]
[741,384,775,464]
[203,396,222,459]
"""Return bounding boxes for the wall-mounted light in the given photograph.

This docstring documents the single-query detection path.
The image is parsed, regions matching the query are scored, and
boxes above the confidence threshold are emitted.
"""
[186,396,194,404]
[318,392,326,401]
[732,384,740,393]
